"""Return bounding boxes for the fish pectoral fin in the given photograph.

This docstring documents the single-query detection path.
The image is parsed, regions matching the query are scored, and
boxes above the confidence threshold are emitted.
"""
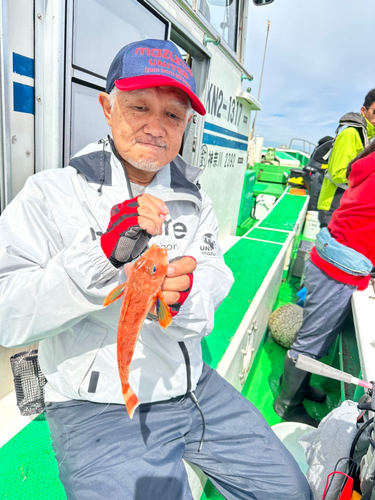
[156,291,173,328]
[103,282,127,307]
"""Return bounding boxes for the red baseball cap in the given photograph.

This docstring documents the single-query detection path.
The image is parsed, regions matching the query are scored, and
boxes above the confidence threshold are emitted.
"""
[106,39,206,116]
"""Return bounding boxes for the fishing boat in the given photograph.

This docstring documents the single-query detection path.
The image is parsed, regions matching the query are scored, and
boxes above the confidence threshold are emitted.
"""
[1,0,374,499]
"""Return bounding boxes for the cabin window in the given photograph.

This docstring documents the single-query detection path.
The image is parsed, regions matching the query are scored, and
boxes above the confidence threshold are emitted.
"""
[72,0,168,79]
[67,0,169,158]
[199,0,238,51]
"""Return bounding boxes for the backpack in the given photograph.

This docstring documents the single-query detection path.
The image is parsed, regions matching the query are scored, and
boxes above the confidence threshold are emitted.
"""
[302,136,334,211]
[305,136,335,172]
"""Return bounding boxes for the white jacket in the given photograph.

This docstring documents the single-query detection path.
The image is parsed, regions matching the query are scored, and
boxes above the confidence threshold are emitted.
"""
[0,139,234,404]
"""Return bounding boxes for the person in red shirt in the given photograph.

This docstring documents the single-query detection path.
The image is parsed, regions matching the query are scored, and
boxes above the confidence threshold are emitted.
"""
[274,139,375,427]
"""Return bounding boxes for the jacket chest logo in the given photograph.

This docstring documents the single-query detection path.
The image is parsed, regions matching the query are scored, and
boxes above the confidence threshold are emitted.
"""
[163,219,187,240]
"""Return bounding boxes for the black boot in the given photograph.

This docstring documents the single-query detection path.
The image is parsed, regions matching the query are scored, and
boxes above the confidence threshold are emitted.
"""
[279,374,327,403]
[306,385,327,403]
[274,355,320,428]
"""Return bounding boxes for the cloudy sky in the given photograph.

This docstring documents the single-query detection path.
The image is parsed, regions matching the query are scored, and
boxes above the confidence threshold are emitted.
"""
[244,0,374,149]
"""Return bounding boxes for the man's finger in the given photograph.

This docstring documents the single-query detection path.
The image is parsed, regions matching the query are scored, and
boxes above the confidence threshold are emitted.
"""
[138,219,159,236]
[162,275,190,293]
[138,211,165,235]
[167,256,196,277]
[138,194,169,215]
[149,291,179,315]
[137,195,168,235]
[163,291,180,305]
[124,262,134,277]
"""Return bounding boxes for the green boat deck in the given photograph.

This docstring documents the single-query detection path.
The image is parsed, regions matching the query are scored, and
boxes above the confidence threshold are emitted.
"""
[251,148,309,200]
[0,188,351,500]
[0,414,65,499]
[203,191,307,370]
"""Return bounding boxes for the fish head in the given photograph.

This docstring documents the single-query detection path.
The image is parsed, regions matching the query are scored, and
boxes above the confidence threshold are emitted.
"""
[133,244,169,285]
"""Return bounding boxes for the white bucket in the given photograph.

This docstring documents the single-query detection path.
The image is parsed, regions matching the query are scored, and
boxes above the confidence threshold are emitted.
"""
[272,422,315,475]
[302,210,320,240]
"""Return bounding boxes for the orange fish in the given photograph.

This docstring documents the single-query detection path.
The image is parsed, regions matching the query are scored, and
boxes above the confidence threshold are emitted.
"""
[103,244,172,418]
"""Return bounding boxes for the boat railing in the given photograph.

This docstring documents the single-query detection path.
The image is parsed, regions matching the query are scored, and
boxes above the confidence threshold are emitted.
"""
[288,138,317,155]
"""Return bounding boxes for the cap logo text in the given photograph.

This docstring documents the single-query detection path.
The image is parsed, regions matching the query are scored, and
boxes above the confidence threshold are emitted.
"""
[134,47,193,77]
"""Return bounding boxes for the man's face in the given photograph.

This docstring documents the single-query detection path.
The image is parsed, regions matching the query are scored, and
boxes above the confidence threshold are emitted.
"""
[361,102,375,127]
[100,86,192,172]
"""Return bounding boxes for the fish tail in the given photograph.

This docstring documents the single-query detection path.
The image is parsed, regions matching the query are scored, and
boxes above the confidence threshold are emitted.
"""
[122,383,140,419]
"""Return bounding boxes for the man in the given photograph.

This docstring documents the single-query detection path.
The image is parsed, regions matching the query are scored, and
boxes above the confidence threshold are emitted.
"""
[0,39,311,500]
[275,141,375,427]
[317,88,375,228]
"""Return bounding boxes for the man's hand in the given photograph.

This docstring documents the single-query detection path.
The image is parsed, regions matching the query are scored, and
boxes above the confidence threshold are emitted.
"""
[161,256,196,307]
[100,194,168,268]
[125,256,197,316]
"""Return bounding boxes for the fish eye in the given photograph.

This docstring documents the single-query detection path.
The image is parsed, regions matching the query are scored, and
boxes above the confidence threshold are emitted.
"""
[151,265,157,275]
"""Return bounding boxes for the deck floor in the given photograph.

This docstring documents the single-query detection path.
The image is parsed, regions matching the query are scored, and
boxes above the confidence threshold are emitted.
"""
[0,413,65,499]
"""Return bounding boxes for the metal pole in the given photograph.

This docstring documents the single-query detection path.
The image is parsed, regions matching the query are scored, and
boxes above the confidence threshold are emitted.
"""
[0,0,12,212]
[249,20,270,140]
[34,0,66,172]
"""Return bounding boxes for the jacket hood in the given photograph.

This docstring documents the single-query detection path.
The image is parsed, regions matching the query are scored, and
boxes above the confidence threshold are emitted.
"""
[337,112,375,145]
[349,151,375,188]
[339,112,366,128]
[338,112,375,140]
[337,112,369,147]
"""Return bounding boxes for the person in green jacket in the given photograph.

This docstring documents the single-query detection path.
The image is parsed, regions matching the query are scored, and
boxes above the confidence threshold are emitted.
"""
[317,88,375,227]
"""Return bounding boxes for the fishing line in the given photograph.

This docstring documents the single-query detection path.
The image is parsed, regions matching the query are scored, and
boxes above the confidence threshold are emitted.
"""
[54,391,118,468]
[108,135,134,199]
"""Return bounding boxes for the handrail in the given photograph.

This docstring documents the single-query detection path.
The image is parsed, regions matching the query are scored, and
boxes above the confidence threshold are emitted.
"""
[289,138,317,155]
